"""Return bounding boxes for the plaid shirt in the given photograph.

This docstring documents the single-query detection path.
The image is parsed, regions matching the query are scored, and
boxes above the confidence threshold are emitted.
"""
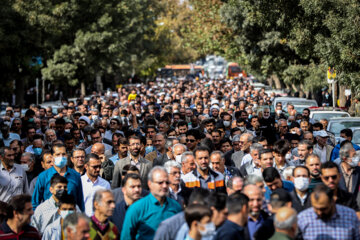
[298,204,360,240]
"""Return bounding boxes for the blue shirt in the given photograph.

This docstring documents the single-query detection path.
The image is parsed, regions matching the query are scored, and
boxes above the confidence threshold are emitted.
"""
[298,204,360,239]
[109,154,120,164]
[264,180,294,200]
[32,167,84,211]
[331,142,360,161]
[121,193,182,240]
[248,214,264,239]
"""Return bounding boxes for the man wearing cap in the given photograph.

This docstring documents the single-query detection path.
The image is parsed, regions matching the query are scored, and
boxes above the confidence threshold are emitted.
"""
[349,96,360,117]
[330,128,360,162]
[313,130,333,163]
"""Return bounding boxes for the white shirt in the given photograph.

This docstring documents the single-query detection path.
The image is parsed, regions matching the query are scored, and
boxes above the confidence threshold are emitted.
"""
[241,153,252,166]
[81,174,110,217]
[251,161,262,177]
[314,144,327,163]
[0,162,28,202]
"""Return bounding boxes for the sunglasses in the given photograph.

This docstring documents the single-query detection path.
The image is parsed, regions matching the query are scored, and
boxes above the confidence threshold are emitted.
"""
[186,139,195,143]
[323,175,337,181]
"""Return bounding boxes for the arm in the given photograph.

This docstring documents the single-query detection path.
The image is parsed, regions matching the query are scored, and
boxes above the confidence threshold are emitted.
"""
[32,174,44,210]
[111,162,121,189]
[76,175,85,212]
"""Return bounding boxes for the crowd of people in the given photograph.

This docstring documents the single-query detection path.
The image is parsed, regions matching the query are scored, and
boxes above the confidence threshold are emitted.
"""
[0,77,359,240]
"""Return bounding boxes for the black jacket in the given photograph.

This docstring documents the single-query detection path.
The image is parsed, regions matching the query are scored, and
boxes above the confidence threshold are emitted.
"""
[290,190,311,213]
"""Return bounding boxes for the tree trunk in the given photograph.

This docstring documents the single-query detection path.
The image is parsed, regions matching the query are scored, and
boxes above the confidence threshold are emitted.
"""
[15,77,25,106]
[271,74,283,89]
[339,84,346,107]
[80,80,86,97]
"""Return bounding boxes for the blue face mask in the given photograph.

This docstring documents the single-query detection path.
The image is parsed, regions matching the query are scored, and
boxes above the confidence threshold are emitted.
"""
[145,146,156,155]
[28,118,34,123]
[33,148,42,156]
[54,156,67,168]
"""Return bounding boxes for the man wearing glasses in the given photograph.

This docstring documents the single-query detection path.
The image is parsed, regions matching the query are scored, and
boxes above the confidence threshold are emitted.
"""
[121,166,182,240]
[320,161,360,216]
[81,153,110,217]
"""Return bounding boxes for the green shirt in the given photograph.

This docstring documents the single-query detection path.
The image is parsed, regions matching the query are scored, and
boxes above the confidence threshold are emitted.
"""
[308,178,322,193]
[120,193,182,240]
[269,232,294,240]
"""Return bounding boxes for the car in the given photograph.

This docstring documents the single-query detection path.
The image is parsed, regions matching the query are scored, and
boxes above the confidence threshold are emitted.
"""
[309,108,350,122]
[273,97,318,112]
[327,117,360,141]
[350,127,360,146]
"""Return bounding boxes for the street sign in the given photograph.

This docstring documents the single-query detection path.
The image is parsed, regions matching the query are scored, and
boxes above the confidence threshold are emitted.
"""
[327,67,336,83]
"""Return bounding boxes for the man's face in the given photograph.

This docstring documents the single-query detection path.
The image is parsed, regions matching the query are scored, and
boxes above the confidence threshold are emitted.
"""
[154,135,165,152]
[12,120,21,130]
[279,122,288,135]
[303,133,314,144]
[27,128,36,141]
[10,142,21,156]
[250,150,260,162]
[53,146,67,158]
[110,120,119,131]
[211,109,219,117]
[65,139,75,151]
[321,168,340,190]
[85,158,101,178]
[317,136,328,147]
[50,182,68,196]
[211,207,228,227]
[233,141,241,152]
[306,156,321,178]
[16,202,34,226]
[265,178,282,191]
[42,154,54,170]
[205,123,215,133]
[319,120,328,130]
[195,150,210,171]
[298,144,311,160]
[300,122,309,132]
[91,132,102,144]
[122,178,142,202]
[260,152,273,169]
[119,144,128,157]
[169,167,181,185]
[178,125,188,135]
[182,155,196,174]
[148,170,169,198]
[302,110,310,118]
[2,149,15,167]
[211,132,221,145]
[186,135,197,150]
[273,152,285,164]
[46,131,57,143]
[95,192,115,218]
[221,142,232,153]
[210,154,224,173]
[340,133,352,142]
[129,139,141,157]
[79,120,87,130]
[239,135,251,152]
[244,187,262,217]
[251,118,260,130]
[311,192,334,220]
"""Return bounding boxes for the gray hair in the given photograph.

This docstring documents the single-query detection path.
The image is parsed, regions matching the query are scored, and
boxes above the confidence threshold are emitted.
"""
[22,152,35,163]
[164,161,181,174]
[227,176,243,189]
[340,142,354,160]
[165,138,176,149]
[45,128,56,135]
[148,166,167,182]
[283,166,295,180]
[181,151,194,163]
[274,212,297,230]
[250,143,263,153]
[244,174,264,185]
[241,132,254,143]
[210,150,224,159]
[172,143,187,153]
[63,213,90,239]
[93,189,112,211]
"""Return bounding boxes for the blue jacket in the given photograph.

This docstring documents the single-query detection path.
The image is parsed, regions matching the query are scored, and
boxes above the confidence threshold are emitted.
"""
[264,180,294,201]
[331,142,360,162]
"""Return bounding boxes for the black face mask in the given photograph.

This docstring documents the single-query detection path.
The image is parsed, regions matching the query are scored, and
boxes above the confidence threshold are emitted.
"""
[55,189,67,200]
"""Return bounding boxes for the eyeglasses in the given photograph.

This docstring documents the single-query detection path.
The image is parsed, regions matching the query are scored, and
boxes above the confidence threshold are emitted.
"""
[186,139,195,143]
[110,122,117,125]
[323,175,337,181]
[153,181,170,185]
[170,171,181,176]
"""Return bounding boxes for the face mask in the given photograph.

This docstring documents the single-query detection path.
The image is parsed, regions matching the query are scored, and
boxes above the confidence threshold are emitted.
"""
[33,147,43,156]
[54,156,67,168]
[175,155,182,164]
[14,112,20,118]
[145,146,155,155]
[136,114,141,118]
[55,189,67,199]
[63,103,68,107]
[239,127,245,132]
[20,164,29,171]
[253,104,258,108]
[338,137,346,144]
[223,121,230,127]
[64,129,71,133]
[248,114,252,119]
[92,115,98,121]
[294,177,309,191]
[28,118,34,123]
[349,155,360,168]
[276,110,282,115]
[87,135,92,142]
[199,222,216,237]
[60,210,74,219]
[3,121,10,127]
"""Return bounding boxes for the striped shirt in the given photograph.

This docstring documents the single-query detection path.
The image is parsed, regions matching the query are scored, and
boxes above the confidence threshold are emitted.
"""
[0,222,40,240]
[181,169,226,193]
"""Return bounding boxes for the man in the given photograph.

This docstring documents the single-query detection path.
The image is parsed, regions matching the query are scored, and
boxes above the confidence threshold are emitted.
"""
[231,133,253,168]
[320,161,359,213]
[177,121,188,135]
[0,194,40,239]
[85,129,113,155]
[110,174,142,235]
[293,140,313,166]
[32,143,84,211]
[109,138,128,164]
[211,130,222,149]
[0,147,29,202]
[112,136,152,189]
[305,154,323,192]
[239,144,265,178]
[63,213,91,240]
[32,175,71,234]
[172,143,187,164]
[180,152,196,176]
[29,150,54,194]
[20,152,37,184]
[182,146,226,193]
[338,141,360,197]
[121,166,182,239]
[152,137,177,166]
[331,128,360,161]
[70,148,86,176]
[42,194,77,239]
[0,123,20,147]
[164,161,187,206]
[185,129,201,151]
[269,207,297,240]
[44,129,57,146]
[10,139,23,164]
[263,167,294,201]
[89,189,119,239]
[241,142,263,167]
[145,133,167,162]
[104,118,124,143]
[90,142,114,181]
[213,192,249,239]
[182,204,212,240]
[242,184,269,240]
[210,151,241,184]
[298,184,360,239]
[259,149,275,173]
[272,140,294,177]
[224,134,241,166]
[313,130,333,163]
[290,166,312,213]
[81,153,111,216]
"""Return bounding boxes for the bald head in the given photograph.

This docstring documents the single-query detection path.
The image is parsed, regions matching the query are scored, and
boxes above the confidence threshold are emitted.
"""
[274,207,297,237]
[242,184,262,217]
[91,143,105,155]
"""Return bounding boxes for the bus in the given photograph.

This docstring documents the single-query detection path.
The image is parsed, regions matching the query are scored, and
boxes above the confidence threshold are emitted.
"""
[158,64,204,78]
[226,62,246,78]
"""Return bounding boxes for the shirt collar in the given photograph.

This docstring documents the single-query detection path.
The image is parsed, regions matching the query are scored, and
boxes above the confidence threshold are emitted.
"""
[84,173,99,184]
[149,193,168,206]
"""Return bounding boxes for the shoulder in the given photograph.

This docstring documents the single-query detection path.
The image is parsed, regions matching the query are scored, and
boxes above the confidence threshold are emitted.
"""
[159,212,184,226]
[298,207,314,221]
[336,204,357,218]
[167,197,182,211]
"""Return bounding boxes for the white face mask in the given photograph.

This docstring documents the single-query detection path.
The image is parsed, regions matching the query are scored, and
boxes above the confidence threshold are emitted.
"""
[223,121,231,127]
[239,127,245,132]
[175,155,182,164]
[349,155,360,168]
[285,153,292,161]
[199,222,216,237]
[276,110,282,115]
[294,177,309,191]
[21,164,29,171]
[60,210,74,219]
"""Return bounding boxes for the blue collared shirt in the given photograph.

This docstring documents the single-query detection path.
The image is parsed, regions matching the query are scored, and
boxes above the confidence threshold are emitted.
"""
[32,167,84,211]
[331,142,360,161]
[298,204,360,239]
[109,154,120,164]
[248,214,264,239]
[264,180,294,201]
[121,193,182,240]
